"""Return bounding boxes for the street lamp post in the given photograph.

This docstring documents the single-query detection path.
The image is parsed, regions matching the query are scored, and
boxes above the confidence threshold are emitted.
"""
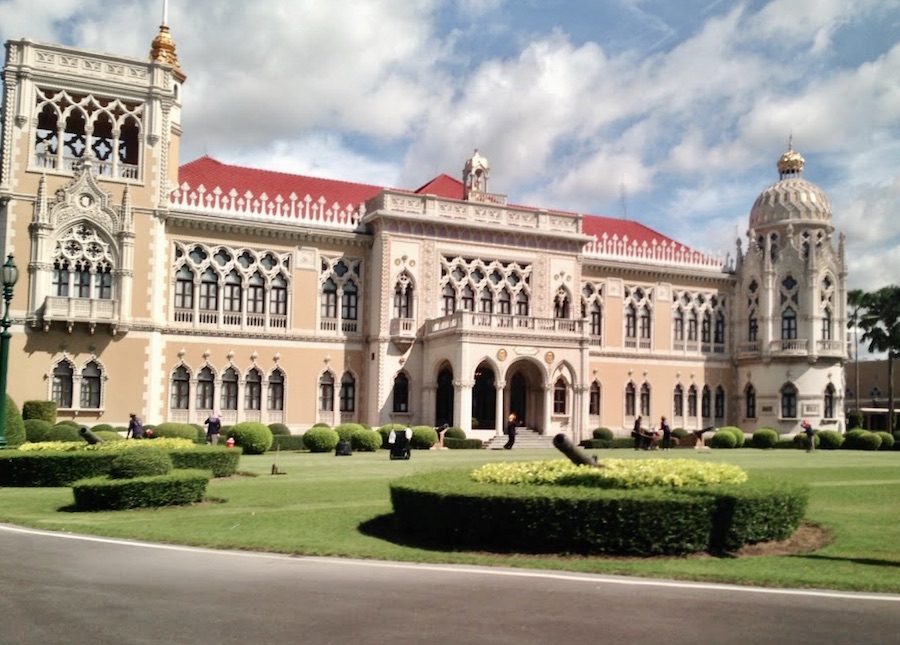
[0,254,19,449]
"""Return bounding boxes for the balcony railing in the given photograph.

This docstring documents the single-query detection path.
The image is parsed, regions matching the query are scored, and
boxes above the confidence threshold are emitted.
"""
[771,339,808,354]
[426,311,584,337]
[44,296,116,321]
[34,152,139,181]
[817,340,844,355]
[390,318,416,337]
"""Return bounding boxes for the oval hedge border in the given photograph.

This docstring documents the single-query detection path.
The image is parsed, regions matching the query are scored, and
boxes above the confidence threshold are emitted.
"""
[72,469,212,511]
[389,468,809,556]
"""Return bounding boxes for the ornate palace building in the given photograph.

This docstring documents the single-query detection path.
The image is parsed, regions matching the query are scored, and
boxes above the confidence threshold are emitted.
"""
[0,23,848,442]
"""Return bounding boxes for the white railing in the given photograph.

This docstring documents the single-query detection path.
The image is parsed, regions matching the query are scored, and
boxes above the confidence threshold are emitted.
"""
[34,152,139,180]
[772,339,808,353]
[817,340,844,353]
[390,318,416,336]
[44,296,115,321]
[738,341,761,354]
[426,311,584,336]
[583,233,728,271]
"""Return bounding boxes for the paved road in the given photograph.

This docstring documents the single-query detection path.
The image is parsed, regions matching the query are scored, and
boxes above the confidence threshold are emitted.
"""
[2,524,898,645]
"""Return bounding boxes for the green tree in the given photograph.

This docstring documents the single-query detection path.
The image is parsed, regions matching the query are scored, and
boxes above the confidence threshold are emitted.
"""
[860,285,900,431]
[847,288,867,427]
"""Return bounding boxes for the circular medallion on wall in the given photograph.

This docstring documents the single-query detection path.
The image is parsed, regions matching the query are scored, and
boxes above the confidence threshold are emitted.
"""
[544,351,555,363]
[496,348,507,361]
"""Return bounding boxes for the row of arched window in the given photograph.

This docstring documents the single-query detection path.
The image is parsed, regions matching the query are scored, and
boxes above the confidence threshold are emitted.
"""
[51,359,104,409]
[744,383,838,419]
[170,365,285,412]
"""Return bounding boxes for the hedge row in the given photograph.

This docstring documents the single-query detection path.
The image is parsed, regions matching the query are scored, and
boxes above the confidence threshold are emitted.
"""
[444,437,484,450]
[389,468,808,556]
[0,446,239,487]
[72,469,211,511]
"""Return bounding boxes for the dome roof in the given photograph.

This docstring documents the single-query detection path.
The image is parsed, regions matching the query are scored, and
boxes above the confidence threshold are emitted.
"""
[748,145,832,230]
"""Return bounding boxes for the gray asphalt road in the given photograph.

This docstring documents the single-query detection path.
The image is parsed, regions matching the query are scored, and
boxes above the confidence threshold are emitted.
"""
[1,524,898,645]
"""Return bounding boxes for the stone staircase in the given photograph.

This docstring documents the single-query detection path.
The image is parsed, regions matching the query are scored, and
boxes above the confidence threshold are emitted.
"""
[483,427,555,450]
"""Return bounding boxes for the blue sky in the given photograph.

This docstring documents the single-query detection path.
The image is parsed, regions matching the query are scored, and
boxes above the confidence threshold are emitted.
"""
[2,0,899,291]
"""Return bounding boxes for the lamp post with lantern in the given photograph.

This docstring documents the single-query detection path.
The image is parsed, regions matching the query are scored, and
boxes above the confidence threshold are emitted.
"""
[0,254,19,449]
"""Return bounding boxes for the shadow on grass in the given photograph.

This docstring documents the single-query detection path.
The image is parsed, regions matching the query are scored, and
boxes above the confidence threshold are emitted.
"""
[793,554,900,568]
[358,513,465,552]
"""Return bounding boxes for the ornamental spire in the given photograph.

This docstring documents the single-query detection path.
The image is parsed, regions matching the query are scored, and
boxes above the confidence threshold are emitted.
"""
[149,0,186,82]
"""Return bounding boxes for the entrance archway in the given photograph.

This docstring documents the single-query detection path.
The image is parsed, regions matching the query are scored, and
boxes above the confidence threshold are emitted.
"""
[471,362,496,429]
[506,359,545,432]
[435,367,454,427]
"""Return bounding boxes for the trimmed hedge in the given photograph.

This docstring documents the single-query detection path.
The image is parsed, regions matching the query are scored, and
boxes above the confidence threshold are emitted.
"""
[109,449,173,479]
[24,419,54,443]
[445,427,466,440]
[72,469,211,511]
[350,428,382,452]
[3,395,26,448]
[410,425,438,449]
[592,427,614,441]
[751,428,779,449]
[227,422,273,455]
[335,423,365,442]
[718,426,746,448]
[270,435,307,451]
[302,427,340,453]
[0,446,239,485]
[708,431,737,449]
[817,430,844,450]
[268,423,291,436]
[389,469,808,556]
[152,422,202,443]
[844,430,882,451]
[445,437,484,450]
[875,432,894,450]
[93,430,125,442]
[22,400,57,423]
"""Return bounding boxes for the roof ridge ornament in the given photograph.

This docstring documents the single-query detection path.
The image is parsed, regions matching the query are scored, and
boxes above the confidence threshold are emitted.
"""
[777,137,804,178]
[149,0,186,81]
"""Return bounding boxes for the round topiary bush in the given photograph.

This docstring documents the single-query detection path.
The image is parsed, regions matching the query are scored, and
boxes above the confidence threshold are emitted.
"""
[311,422,331,428]
[152,422,202,442]
[816,430,844,450]
[792,432,819,450]
[377,424,406,448]
[93,430,125,442]
[109,449,173,479]
[303,426,340,452]
[708,430,737,449]
[445,427,466,440]
[227,422,273,455]
[717,426,745,448]
[875,432,894,450]
[335,423,365,442]
[843,429,882,450]
[672,427,689,440]
[91,423,115,433]
[350,427,382,452]
[592,427,614,441]
[22,400,57,423]
[268,423,291,436]
[751,428,779,449]
[24,418,54,442]
[2,395,26,448]
[410,425,438,449]
[49,422,82,442]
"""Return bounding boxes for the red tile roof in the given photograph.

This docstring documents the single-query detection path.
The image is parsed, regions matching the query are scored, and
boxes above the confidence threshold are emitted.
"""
[177,156,685,249]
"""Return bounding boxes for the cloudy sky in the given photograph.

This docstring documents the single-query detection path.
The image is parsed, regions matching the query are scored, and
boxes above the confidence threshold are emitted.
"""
[2,0,898,291]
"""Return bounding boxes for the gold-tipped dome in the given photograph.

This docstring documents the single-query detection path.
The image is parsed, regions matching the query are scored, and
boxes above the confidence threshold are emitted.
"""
[749,144,832,231]
[149,24,186,82]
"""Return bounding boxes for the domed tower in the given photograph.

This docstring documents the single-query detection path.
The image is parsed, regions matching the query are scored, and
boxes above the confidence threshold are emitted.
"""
[733,143,848,434]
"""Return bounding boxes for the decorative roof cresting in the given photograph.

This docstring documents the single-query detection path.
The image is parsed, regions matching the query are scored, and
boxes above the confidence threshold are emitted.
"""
[149,21,185,81]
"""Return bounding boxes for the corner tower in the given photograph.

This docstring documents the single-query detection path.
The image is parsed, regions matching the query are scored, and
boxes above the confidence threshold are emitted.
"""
[733,143,848,433]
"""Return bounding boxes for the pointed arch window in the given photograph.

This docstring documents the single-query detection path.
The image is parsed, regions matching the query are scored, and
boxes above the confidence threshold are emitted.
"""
[625,304,637,339]
[821,308,833,341]
[748,314,758,342]
[745,385,756,419]
[554,291,570,319]
[639,307,652,340]
[394,274,413,319]
[702,385,711,418]
[687,310,698,341]
[247,272,265,315]
[321,278,338,319]
[199,268,219,313]
[687,385,698,417]
[640,383,651,417]
[171,365,190,410]
[714,311,726,345]
[270,273,288,317]
[480,288,493,313]
[197,366,215,411]
[673,309,684,341]
[80,360,102,409]
[589,382,601,415]
[342,280,358,322]
[673,385,684,417]
[51,362,74,408]
[701,312,712,344]
[588,301,602,340]
[340,372,356,413]
[267,369,285,411]
[497,288,511,315]
[52,259,70,297]
[319,372,335,412]
[553,378,568,414]
[442,284,456,316]
[715,386,725,420]
[460,284,475,312]
[781,383,798,419]
[223,270,242,319]
[782,308,797,340]
[221,367,239,411]
[53,224,116,300]
[515,291,529,316]
[393,372,410,413]
[244,368,262,411]
[824,384,836,419]
[625,382,636,417]
[174,265,194,310]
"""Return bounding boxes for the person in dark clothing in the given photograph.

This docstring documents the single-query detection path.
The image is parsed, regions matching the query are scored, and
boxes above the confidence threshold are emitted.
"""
[126,413,144,439]
[504,413,517,450]
[801,419,815,452]
[205,411,222,445]
[660,415,672,450]
[632,415,644,450]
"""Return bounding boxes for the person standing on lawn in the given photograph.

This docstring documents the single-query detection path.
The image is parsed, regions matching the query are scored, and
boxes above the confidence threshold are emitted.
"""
[205,411,222,445]
[126,413,144,439]
[802,419,815,452]
[504,413,517,450]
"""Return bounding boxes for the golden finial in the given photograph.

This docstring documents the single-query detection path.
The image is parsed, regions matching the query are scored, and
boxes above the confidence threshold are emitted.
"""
[149,2,186,83]
[777,137,804,177]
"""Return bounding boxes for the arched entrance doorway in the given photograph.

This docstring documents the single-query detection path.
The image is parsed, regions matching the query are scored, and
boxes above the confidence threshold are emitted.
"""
[435,367,454,427]
[471,362,496,429]
[506,359,545,432]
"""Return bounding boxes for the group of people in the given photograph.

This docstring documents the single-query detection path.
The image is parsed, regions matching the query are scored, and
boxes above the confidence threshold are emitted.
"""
[124,411,222,444]
[632,415,673,451]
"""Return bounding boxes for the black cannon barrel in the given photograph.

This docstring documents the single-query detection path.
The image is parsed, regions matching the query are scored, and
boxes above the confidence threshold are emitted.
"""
[79,426,105,445]
[553,433,601,468]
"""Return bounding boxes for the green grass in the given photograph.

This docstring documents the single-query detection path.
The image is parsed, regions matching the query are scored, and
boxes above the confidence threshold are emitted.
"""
[1,448,898,593]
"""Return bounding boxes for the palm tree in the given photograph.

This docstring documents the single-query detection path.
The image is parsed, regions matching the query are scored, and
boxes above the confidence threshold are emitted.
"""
[847,289,867,428]
[860,285,900,432]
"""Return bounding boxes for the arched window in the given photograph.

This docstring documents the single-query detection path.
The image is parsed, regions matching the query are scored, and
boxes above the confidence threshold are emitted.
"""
[267,369,285,411]
[223,270,242,323]
[715,386,726,420]
[393,274,413,318]
[442,284,456,316]
[52,259,70,296]
[625,382,636,416]
[515,291,529,316]
[340,372,356,413]
[748,314,758,342]
[247,272,265,316]
[197,366,215,411]
[589,382,601,415]
[221,367,239,410]
[480,288,493,313]
[52,361,74,408]
[640,383,651,417]
[673,385,684,417]
[639,307,652,340]
[714,312,726,345]
[244,368,262,411]
[270,273,288,317]
[625,304,637,339]
[53,224,115,300]
[342,280,358,322]
[824,384,836,419]
[701,385,711,418]
[782,308,797,340]
[687,310,698,341]
[588,302,602,340]
[393,372,409,413]
[687,385,698,417]
[701,312,712,344]
[199,268,218,313]
[745,385,756,419]
[554,291,570,319]
[821,308,833,341]
[80,360,102,409]
[319,372,335,412]
[781,383,798,419]
[553,378,567,414]
[497,288,511,315]
[174,265,194,311]
[461,284,475,312]
[321,278,338,319]
[673,309,684,341]
[171,365,190,410]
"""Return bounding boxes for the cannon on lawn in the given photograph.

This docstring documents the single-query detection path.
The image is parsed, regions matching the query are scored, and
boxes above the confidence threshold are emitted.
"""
[79,426,105,445]
[553,433,603,468]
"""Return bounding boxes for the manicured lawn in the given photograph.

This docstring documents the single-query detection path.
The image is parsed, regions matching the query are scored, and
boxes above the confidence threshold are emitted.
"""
[1,448,898,593]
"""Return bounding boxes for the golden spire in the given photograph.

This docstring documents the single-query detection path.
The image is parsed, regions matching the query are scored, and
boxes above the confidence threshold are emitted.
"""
[149,1,186,82]
[777,136,804,178]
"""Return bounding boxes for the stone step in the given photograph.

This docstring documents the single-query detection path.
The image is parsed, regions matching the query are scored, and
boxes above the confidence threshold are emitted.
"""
[484,428,554,450]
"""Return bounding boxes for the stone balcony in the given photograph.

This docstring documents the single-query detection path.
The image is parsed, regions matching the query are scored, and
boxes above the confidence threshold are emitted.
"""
[426,311,584,340]
[41,296,119,334]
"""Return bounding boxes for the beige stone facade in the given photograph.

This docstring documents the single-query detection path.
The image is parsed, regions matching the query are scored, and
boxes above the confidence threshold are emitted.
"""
[0,32,848,441]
